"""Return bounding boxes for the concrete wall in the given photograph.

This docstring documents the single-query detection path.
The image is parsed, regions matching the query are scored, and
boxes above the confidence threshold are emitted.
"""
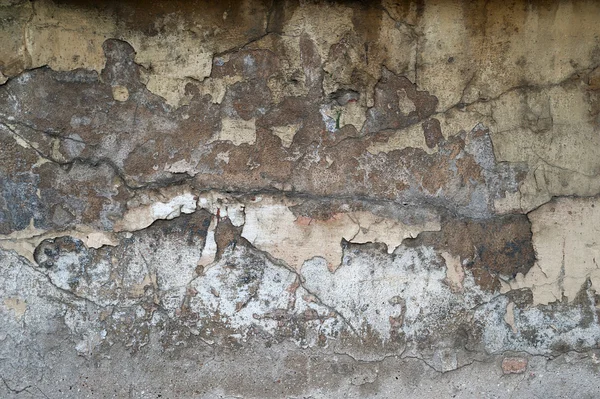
[1,0,600,397]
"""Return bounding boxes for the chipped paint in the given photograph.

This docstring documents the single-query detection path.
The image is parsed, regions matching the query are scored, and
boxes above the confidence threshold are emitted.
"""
[241,196,440,270]
[502,197,600,305]
[271,124,300,148]
[210,117,257,146]
[3,297,26,320]
[115,192,197,232]
[111,85,129,102]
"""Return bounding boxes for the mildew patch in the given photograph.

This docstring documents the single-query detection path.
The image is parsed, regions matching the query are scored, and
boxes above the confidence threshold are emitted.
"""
[302,246,489,344]
[188,245,341,346]
[406,214,535,291]
[478,290,600,355]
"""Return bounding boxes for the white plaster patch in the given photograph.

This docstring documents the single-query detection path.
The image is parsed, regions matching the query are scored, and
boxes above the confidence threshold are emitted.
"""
[301,246,489,342]
[67,322,106,357]
[215,151,230,164]
[198,192,245,227]
[189,245,339,345]
[115,192,197,232]
[165,159,199,176]
[197,218,217,268]
[194,192,246,268]
[319,104,338,132]
[241,197,440,270]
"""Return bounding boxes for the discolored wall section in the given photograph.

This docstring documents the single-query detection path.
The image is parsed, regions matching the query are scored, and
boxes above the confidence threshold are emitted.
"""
[1,0,600,397]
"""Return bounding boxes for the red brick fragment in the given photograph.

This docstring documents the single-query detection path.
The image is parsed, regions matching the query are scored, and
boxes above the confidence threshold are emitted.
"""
[502,357,528,374]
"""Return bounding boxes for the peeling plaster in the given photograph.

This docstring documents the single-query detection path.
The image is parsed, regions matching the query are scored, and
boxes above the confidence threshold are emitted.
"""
[241,196,440,271]
[2,0,600,395]
[114,192,197,232]
[502,197,600,305]
[209,117,257,146]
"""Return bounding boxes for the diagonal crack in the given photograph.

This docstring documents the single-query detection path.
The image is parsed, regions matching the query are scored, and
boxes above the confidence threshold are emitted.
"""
[0,375,34,396]
[0,118,195,191]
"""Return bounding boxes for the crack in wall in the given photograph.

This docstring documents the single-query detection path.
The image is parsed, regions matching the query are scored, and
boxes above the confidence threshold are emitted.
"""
[2,0,600,396]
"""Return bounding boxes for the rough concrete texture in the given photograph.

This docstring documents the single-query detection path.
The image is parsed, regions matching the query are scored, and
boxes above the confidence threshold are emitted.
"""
[1,0,600,397]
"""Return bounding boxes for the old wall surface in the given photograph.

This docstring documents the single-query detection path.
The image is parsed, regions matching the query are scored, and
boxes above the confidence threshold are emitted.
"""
[1,0,600,397]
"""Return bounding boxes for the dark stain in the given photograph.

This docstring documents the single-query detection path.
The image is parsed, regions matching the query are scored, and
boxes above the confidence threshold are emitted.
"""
[148,210,212,245]
[34,236,91,270]
[0,172,45,233]
[422,118,443,148]
[54,0,271,39]
[267,0,300,34]
[214,217,243,259]
[505,288,533,307]
[351,0,383,46]
[363,68,438,134]
[406,214,536,291]
[101,39,143,90]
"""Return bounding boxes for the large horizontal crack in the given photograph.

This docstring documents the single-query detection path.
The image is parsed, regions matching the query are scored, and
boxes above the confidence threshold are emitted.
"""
[440,62,600,115]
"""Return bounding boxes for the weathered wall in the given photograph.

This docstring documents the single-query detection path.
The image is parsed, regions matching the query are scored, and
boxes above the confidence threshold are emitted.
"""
[1,0,600,397]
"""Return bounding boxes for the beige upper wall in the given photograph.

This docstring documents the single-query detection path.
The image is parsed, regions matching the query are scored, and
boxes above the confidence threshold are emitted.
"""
[3,0,600,102]
[417,0,600,108]
[2,0,600,213]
